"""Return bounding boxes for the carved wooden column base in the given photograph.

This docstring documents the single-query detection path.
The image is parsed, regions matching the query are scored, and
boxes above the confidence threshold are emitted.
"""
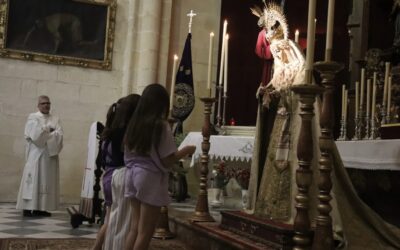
[312,61,343,250]
[190,97,216,223]
[291,84,324,250]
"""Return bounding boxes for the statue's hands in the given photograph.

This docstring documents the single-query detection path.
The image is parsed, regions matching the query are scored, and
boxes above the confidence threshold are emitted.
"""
[262,88,280,109]
[256,84,267,97]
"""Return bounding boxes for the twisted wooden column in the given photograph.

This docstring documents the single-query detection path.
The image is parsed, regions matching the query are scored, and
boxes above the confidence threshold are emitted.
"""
[190,97,216,222]
[291,85,324,250]
[312,61,343,250]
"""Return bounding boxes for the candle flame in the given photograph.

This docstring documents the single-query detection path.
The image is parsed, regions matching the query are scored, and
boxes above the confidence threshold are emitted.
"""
[210,32,214,37]
[174,55,178,60]
[295,29,299,35]
[224,20,228,25]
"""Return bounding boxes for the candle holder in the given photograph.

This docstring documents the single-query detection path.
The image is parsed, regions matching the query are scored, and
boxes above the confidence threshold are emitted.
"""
[152,117,179,240]
[369,117,379,140]
[358,109,365,140]
[352,115,361,140]
[337,117,348,141]
[153,206,175,239]
[216,85,223,127]
[363,114,370,140]
[190,97,216,223]
[222,94,228,126]
[387,106,392,124]
[312,60,343,250]
[381,103,387,125]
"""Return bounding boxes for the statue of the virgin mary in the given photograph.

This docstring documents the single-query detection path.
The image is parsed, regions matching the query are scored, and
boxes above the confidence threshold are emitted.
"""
[247,2,400,249]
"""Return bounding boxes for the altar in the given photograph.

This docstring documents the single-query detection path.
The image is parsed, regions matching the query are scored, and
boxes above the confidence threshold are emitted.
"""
[178,128,255,208]
[335,139,400,170]
[178,131,254,167]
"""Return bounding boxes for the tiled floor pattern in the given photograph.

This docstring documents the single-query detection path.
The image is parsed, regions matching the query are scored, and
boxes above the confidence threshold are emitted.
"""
[0,199,230,239]
[0,203,99,239]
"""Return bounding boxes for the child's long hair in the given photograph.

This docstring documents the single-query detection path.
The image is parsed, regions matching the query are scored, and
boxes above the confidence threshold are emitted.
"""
[102,94,141,141]
[125,83,170,155]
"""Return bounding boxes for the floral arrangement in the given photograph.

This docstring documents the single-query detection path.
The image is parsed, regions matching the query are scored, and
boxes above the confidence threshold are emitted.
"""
[212,161,230,189]
[234,168,250,190]
[213,161,251,190]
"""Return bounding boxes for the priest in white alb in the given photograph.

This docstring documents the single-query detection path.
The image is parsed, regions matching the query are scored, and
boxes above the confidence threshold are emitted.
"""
[16,95,63,217]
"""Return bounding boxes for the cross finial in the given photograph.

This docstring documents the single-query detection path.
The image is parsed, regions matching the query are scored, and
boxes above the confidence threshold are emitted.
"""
[187,10,197,33]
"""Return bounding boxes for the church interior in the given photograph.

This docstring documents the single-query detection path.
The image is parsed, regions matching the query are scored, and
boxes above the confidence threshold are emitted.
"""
[0,0,399,249]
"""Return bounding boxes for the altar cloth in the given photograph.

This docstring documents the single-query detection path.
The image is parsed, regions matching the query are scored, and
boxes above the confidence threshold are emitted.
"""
[335,139,400,170]
[179,132,254,167]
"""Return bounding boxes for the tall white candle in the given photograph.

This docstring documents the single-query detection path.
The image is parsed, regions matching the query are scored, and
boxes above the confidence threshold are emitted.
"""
[170,55,178,111]
[372,73,377,119]
[366,79,371,118]
[224,34,229,94]
[295,29,299,43]
[325,0,335,61]
[383,62,390,106]
[218,20,228,87]
[341,84,346,118]
[360,68,365,109]
[207,32,214,96]
[355,81,359,118]
[387,76,392,116]
[305,0,317,82]
[344,89,348,124]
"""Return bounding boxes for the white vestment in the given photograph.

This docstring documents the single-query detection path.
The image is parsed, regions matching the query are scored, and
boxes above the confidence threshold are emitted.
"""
[104,168,132,250]
[16,111,63,211]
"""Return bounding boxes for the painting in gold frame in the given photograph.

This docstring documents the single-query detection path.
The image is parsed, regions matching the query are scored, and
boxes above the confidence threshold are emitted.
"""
[0,0,116,70]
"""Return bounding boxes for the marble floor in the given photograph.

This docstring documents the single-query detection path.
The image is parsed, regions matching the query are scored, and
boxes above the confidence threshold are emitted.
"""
[0,203,99,239]
[0,198,233,240]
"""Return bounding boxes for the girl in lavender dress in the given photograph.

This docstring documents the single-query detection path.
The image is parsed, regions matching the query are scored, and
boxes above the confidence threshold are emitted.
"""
[124,83,195,250]
[92,94,140,250]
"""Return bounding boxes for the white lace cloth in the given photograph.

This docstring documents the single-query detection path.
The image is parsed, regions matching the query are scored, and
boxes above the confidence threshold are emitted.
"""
[178,132,255,167]
[335,139,400,170]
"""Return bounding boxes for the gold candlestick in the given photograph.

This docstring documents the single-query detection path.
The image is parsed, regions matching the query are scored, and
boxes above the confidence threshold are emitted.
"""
[190,97,216,222]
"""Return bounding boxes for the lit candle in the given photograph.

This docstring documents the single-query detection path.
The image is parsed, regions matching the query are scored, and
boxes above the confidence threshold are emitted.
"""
[387,76,392,116]
[295,29,299,43]
[218,20,228,87]
[224,34,229,94]
[305,0,316,82]
[207,32,214,96]
[366,78,371,118]
[344,89,348,124]
[383,62,390,106]
[360,68,365,110]
[325,0,335,61]
[355,81,359,118]
[341,84,346,119]
[371,73,377,119]
[170,55,178,112]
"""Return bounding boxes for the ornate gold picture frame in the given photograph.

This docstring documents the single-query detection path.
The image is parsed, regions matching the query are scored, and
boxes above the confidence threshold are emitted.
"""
[0,0,116,70]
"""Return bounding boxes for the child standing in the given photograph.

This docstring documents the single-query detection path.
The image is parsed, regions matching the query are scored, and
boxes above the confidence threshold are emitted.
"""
[92,94,140,250]
[124,83,195,250]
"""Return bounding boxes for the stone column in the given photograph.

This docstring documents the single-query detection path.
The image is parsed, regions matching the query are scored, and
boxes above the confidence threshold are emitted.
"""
[132,0,163,94]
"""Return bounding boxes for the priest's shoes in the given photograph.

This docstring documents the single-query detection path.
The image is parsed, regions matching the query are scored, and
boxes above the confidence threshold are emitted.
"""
[23,210,33,217]
[33,210,52,217]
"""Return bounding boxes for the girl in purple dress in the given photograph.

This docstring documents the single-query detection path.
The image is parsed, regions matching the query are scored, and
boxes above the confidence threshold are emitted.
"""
[92,94,140,250]
[124,83,195,250]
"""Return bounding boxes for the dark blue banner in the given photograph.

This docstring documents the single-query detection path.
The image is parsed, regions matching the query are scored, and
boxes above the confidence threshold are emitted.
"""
[172,33,195,126]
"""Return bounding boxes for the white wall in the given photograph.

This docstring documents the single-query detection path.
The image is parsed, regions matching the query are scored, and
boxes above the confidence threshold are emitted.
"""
[0,0,221,204]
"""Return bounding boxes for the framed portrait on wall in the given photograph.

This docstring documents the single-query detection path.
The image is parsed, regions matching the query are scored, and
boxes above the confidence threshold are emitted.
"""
[0,0,116,70]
